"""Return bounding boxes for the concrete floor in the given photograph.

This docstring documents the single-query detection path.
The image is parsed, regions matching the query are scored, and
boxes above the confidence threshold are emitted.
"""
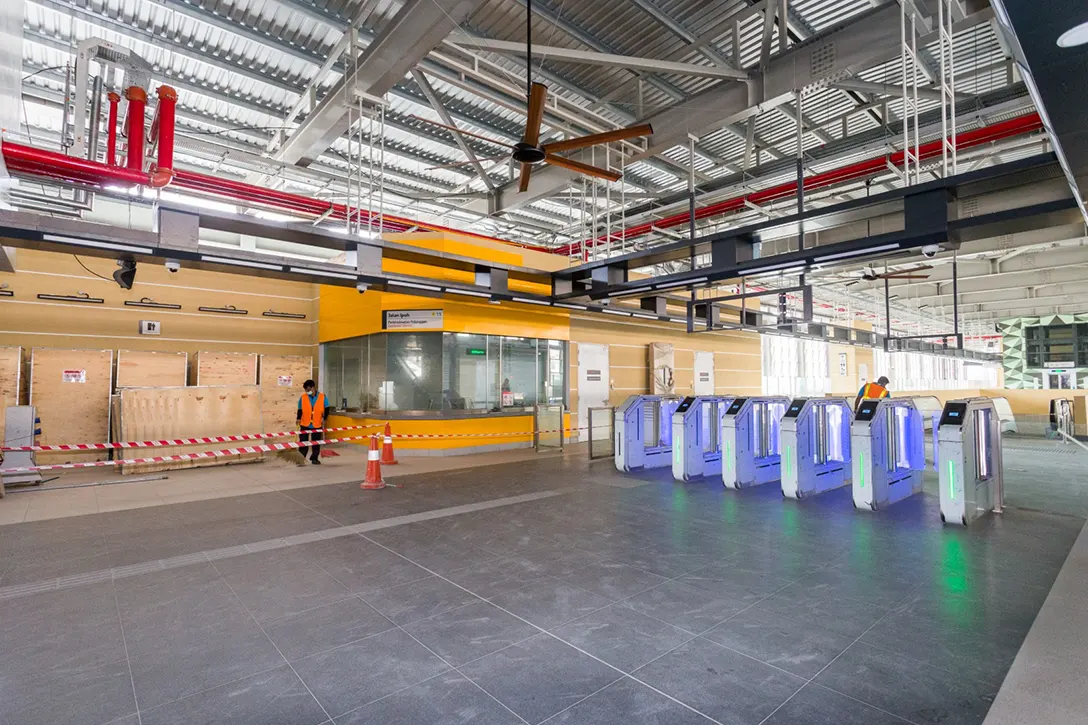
[0,442,1082,725]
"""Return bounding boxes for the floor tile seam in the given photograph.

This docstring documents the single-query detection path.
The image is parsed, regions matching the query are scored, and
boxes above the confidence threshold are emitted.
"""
[806,681,934,725]
[0,488,576,602]
[110,583,143,725]
[259,594,380,628]
[355,532,738,725]
[839,636,1010,691]
[534,674,629,725]
[207,557,336,725]
[754,587,924,725]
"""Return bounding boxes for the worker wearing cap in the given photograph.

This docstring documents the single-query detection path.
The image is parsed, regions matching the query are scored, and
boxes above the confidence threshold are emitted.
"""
[297,379,331,465]
[855,375,891,412]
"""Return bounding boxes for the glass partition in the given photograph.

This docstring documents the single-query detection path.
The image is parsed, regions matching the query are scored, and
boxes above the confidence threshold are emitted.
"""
[321,331,568,414]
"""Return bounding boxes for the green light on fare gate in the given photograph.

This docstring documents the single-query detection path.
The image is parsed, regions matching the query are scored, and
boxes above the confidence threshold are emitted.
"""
[948,460,956,499]
[466,348,486,356]
[859,453,865,488]
[785,445,792,472]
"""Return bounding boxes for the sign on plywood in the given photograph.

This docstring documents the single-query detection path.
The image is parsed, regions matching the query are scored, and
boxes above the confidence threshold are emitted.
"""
[383,309,443,330]
[277,375,293,386]
[839,353,848,376]
[62,369,86,383]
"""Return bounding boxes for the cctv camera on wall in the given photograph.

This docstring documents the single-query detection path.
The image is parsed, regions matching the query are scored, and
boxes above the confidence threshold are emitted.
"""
[921,244,942,258]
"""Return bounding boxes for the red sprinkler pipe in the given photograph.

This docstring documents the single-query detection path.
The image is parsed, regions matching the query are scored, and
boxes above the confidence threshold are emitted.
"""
[123,86,147,172]
[559,112,1045,256]
[105,92,120,167]
[149,85,177,188]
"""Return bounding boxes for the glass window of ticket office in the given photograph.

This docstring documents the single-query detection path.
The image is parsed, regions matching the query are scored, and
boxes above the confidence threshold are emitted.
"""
[323,332,567,412]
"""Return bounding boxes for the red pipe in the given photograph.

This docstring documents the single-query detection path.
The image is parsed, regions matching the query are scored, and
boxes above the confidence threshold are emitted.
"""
[123,86,147,172]
[559,112,1044,256]
[2,142,152,186]
[149,85,177,188]
[105,92,120,167]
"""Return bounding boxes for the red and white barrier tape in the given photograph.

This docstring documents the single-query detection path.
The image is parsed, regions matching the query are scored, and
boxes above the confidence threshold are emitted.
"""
[1,427,591,473]
[0,424,385,453]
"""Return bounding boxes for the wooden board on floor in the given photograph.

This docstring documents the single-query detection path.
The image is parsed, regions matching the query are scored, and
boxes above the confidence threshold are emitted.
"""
[117,384,264,474]
[0,346,22,444]
[116,350,188,388]
[192,351,258,386]
[30,348,113,464]
[259,355,313,433]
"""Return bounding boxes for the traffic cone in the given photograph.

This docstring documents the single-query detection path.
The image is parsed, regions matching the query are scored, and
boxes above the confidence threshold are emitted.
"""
[380,423,398,465]
[361,435,385,490]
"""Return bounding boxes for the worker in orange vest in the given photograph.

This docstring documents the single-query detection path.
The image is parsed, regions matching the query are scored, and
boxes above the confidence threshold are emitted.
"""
[296,379,331,465]
[855,375,891,412]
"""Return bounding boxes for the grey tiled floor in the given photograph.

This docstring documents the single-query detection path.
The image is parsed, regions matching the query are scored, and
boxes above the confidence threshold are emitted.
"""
[0,448,1082,725]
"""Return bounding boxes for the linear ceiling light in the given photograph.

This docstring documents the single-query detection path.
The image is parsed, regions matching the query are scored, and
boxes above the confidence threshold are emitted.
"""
[200,255,283,271]
[124,298,182,310]
[37,292,104,303]
[812,243,901,263]
[42,234,154,255]
[198,305,248,315]
[263,310,307,319]
[511,297,551,306]
[288,266,356,280]
[657,276,708,290]
[391,281,442,292]
[445,288,491,298]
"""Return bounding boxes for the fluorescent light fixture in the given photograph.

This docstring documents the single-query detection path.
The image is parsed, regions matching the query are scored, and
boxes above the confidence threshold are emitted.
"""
[263,310,307,319]
[198,305,248,315]
[670,317,688,324]
[38,293,104,304]
[0,290,13,298]
[391,281,442,292]
[602,308,632,316]
[632,312,659,320]
[657,276,708,290]
[554,303,588,310]
[609,285,653,297]
[512,297,551,306]
[446,288,491,298]
[1058,20,1088,47]
[887,294,899,301]
[42,234,154,255]
[744,261,807,276]
[200,255,283,271]
[289,266,356,280]
[124,298,182,310]
[813,243,901,263]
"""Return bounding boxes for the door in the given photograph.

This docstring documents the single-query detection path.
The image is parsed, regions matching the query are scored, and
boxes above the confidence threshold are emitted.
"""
[1045,371,1074,389]
[577,343,610,441]
[693,351,714,395]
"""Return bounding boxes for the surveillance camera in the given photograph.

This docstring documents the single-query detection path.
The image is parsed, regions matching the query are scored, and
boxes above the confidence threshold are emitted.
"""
[356,282,369,294]
[164,259,181,273]
[921,244,941,258]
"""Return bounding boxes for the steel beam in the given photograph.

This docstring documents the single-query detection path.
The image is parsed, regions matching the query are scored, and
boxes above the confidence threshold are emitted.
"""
[410,70,497,192]
[448,37,748,80]
[272,0,488,167]
[623,0,738,70]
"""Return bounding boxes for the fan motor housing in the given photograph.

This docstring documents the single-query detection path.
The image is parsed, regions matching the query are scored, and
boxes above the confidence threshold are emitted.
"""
[512,142,546,164]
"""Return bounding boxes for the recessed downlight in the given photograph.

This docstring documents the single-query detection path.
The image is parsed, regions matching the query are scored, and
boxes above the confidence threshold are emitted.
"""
[1057,20,1088,48]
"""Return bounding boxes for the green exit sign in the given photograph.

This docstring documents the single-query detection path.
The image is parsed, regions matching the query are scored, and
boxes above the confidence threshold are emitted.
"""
[466,348,486,356]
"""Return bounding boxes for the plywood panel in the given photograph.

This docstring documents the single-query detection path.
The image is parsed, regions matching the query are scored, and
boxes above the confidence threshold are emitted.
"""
[193,352,258,386]
[116,350,188,388]
[118,385,264,473]
[259,355,314,434]
[30,348,113,463]
[0,346,22,444]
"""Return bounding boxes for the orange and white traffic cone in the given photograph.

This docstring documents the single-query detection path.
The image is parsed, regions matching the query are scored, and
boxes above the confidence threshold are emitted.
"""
[380,423,398,465]
[361,435,385,490]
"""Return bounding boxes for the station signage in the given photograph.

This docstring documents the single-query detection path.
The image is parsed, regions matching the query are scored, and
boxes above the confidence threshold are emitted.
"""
[383,309,444,330]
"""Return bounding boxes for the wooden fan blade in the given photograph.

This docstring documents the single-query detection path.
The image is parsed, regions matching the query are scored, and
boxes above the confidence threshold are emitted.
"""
[542,123,654,154]
[523,82,548,146]
[411,115,512,148]
[518,162,533,192]
[544,153,622,182]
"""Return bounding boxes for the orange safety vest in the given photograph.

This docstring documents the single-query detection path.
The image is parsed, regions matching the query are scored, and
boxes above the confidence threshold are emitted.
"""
[299,392,327,428]
[860,383,889,399]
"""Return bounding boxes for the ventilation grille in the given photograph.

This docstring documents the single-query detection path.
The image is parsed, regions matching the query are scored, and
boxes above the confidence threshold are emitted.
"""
[810,42,836,77]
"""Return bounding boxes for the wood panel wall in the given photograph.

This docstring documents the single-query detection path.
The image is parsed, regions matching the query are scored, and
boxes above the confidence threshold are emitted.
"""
[259,355,314,433]
[0,249,318,358]
[193,352,258,386]
[116,350,188,388]
[30,348,114,463]
[568,315,762,430]
[0,346,21,444]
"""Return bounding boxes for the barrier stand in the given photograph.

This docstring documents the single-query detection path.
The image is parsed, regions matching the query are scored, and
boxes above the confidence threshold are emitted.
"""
[380,423,398,465]
[361,435,385,490]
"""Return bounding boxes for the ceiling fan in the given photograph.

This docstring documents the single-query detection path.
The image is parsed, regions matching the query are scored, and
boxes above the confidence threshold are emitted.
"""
[415,0,653,191]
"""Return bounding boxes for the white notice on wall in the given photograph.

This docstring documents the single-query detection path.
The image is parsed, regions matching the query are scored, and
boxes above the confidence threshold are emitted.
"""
[62,369,86,383]
[278,375,293,386]
[839,353,848,377]
[383,309,444,330]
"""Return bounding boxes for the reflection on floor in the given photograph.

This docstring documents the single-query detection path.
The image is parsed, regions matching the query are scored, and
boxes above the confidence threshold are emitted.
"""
[0,443,1082,725]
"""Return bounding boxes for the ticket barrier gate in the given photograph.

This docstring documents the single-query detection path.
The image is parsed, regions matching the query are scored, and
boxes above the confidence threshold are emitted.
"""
[615,395,682,472]
[1049,398,1074,441]
[851,399,925,511]
[780,398,853,500]
[938,398,1004,526]
[722,396,789,489]
[671,396,735,481]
